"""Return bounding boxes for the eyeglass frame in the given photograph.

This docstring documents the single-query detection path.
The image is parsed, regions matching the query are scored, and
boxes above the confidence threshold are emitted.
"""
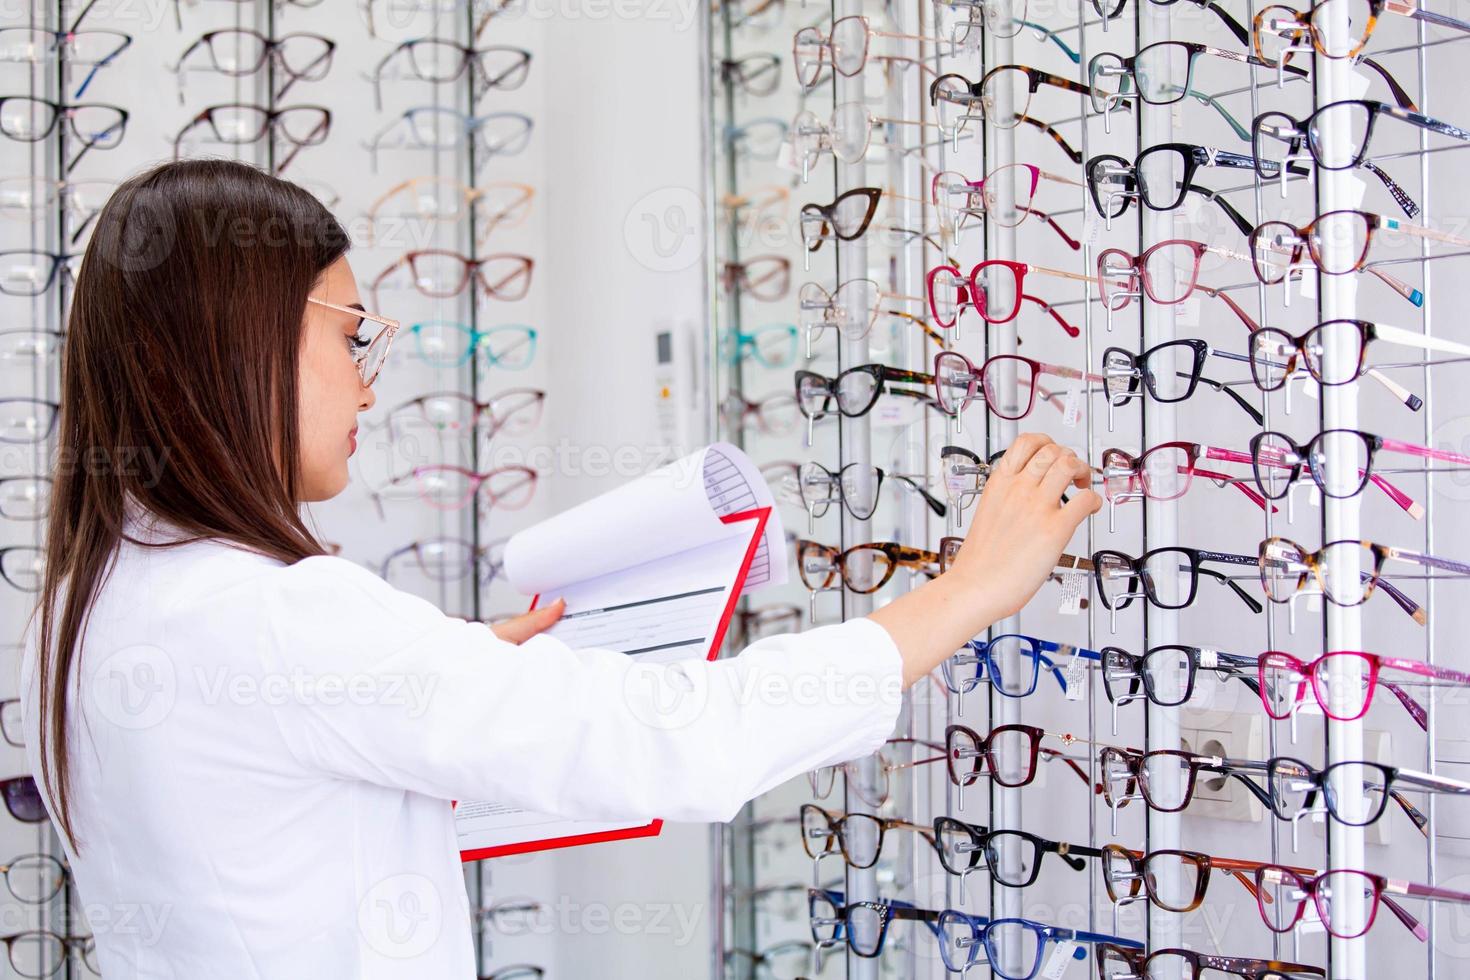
[306,297,400,387]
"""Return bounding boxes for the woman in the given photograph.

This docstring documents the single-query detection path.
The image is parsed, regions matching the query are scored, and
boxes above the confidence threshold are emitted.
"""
[19,159,1099,977]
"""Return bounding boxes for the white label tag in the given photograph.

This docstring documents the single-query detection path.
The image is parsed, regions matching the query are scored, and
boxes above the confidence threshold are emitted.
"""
[1176,296,1200,327]
[1062,378,1083,429]
[1058,573,1085,617]
[1347,66,1372,101]
[776,138,802,175]
[1060,646,1086,700]
[1300,376,1321,401]
[1306,593,1322,612]
[1040,940,1081,979]
[1081,209,1103,249]
[873,400,906,428]
[1308,485,1322,508]
[1299,273,1318,299]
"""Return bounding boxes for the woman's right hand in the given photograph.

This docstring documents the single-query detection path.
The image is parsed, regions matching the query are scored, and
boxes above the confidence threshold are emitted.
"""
[945,432,1100,623]
[868,433,1100,689]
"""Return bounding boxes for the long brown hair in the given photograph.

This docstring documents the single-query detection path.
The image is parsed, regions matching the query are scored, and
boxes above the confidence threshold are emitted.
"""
[32,158,351,852]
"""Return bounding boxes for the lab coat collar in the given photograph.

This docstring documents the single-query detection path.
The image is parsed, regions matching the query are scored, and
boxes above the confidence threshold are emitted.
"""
[120,495,192,546]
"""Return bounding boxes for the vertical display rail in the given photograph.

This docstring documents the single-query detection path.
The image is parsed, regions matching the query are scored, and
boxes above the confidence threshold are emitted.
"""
[36,2,64,973]
[709,5,759,974]
[703,6,745,975]
[1241,0,1289,966]
[885,7,923,978]
[1133,0,1184,957]
[984,21,1025,975]
[1410,16,1439,980]
[1072,0,1102,957]
[1308,1,1368,975]
[833,3,879,977]
[462,5,487,970]
[931,9,964,949]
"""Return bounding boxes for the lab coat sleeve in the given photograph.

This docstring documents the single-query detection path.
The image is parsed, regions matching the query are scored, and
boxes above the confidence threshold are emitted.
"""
[252,556,904,823]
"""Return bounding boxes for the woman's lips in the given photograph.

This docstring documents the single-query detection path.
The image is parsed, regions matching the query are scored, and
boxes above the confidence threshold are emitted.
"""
[349,426,358,454]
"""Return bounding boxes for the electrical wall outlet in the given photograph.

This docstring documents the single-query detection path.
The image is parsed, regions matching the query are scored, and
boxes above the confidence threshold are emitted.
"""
[1178,710,1263,823]
[1435,736,1470,857]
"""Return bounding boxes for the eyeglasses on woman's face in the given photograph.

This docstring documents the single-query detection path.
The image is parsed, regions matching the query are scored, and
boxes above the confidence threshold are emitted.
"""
[306,296,400,387]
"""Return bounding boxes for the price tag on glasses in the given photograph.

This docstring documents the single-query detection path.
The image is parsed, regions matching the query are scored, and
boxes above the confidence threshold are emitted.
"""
[1058,644,1087,701]
[1062,377,1083,429]
[1057,572,1085,617]
[1039,940,1082,979]
[1081,209,1103,250]
[1176,295,1200,327]
[776,138,802,175]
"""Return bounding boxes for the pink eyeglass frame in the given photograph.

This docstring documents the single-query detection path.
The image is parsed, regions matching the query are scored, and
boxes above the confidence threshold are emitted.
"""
[1257,649,1470,731]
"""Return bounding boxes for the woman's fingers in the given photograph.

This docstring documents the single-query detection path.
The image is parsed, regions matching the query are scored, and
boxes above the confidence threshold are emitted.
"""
[997,432,1053,475]
[490,597,566,644]
[1020,444,1066,485]
[1061,486,1105,525]
[1041,453,1090,502]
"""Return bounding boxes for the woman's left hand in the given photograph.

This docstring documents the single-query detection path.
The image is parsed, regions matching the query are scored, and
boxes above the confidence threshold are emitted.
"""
[489,598,567,644]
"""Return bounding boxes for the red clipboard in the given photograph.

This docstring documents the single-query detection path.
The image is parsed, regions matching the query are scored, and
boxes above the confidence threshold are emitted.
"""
[456,505,772,862]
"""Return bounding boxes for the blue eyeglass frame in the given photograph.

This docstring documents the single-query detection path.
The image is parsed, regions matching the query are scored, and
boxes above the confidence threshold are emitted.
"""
[941,634,1103,698]
[939,911,1142,979]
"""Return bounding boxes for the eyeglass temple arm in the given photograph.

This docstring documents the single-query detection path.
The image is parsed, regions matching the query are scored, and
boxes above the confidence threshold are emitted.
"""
[1193,0,1250,44]
[1194,374,1265,425]
[1373,321,1470,358]
[886,310,948,348]
[1067,926,1141,948]
[1018,115,1084,164]
[1399,547,1470,590]
[1019,206,1083,251]
[1380,890,1429,940]
[1391,0,1470,32]
[1193,283,1261,333]
[1183,183,1253,237]
[1022,293,1081,336]
[1356,56,1419,112]
[1195,563,1265,613]
[1191,462,1273,511]
[1381,788,1431,836]
[1040,747,1105,794]
[1021,23,1081,64]
[1184,88,1252,141]
[1351,568,1427,624]
[891,475,948,517]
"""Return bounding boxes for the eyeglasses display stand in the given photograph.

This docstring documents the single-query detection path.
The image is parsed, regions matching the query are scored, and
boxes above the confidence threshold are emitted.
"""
[708,0,1470,978]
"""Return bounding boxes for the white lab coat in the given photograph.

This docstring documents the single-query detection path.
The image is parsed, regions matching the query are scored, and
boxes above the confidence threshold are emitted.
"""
[19,510,903,979]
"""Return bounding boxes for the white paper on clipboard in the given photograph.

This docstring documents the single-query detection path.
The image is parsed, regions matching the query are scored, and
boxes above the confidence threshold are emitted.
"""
[455,443,788,860]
